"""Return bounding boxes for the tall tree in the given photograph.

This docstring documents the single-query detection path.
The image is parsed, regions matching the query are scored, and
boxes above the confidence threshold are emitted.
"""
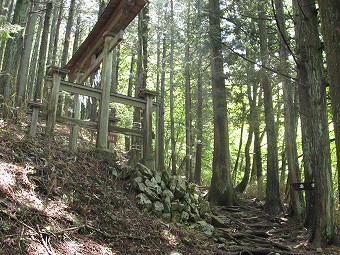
[293,0,315,229]
[131,4,149,164]
[34,2,53,102]
[169,0,177,175]
[317,0,340,204]
[235,67,255,193]
[61,0,76,66]
[1,0,29,115]
[258,0,282,213]
[51,0,63,66]
[297,0,335,246]
[47,1,59,65]
[15,1,37,106]
[184,0,192,180]
[208,0,237,206]
[272,0,304,220]
[157,32,167,172]
[27,15,43,101]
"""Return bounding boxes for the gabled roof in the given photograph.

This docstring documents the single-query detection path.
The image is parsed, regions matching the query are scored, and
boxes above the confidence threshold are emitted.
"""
[65,0,146,80]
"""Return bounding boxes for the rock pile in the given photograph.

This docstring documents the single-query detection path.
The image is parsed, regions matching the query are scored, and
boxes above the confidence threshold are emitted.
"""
[120,163,211,224]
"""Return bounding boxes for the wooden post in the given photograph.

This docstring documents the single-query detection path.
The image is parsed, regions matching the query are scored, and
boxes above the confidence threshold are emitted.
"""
[108,108,120,151]
[45,68,69,138]
[139,89,158,170]
[70,73,83,151]
[97,33,114,150]
[70,94,81,151]
[29,101,43,137]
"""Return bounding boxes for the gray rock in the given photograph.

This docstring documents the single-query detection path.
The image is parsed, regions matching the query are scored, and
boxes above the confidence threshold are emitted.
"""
[171,201,185,212]
[162,189,174,200]
[164,198,171,213]
[174,177,187,200]
[197,221,215,236]
[171,211,181,222]
[162,213,172,221]
[161,171,170,183]
[154,173,162,184]
[160,181,166,190]
[189,212,200,222]
[136,163,154,178]
[181,211,190,221]
[144,187,160,202]
[136,193,152,211]
[119,165,135,179]
[199,199,210,216]
[154,201,164,212]
[145,178,162,195]
[211,214,230,228]
[169,177,177,192]
[137,182,147,192]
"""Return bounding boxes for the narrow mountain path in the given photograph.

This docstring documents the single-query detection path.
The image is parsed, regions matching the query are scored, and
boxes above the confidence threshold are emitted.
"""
[209,200,339,255]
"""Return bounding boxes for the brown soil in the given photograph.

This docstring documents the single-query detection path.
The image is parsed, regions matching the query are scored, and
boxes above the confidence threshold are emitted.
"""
[0,119,339,255]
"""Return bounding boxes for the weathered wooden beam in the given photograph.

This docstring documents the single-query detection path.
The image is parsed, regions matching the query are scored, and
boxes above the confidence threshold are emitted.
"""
[78,31,124,84]
[97,35,114,149]
[139,89,158,170]
[28,101,43,137]
[109,126,144,137]
[54,79,152,109]
[59,80,101,98]
[65,0,146,79]
[45,72,63,138]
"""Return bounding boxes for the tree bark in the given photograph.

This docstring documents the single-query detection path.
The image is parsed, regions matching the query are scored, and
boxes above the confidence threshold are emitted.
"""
[184,0,192,180]
[61,0,76,66]
[0,0,29,115]
[169,0,177,175]
[194,0,204,184]
[34,2,52,102]
[258,0,283,214]
[28,15,42,101]
[51,0,63,66]
[299,0,335,246]
[158,33,167,172]
[16,1,37,106]
[273,0,304,220]
[208,0,238,206]
[317,0,340,205]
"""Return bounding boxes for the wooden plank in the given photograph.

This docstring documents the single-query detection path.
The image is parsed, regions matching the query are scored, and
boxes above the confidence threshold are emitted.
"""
[79,31,124,84]
[45,73,62,138]
[55,79,149,109]
[97,35,114,149]
[109,126,144,137]
[47,78,159,111]
[59,80,101,98]
[65,0,146,79]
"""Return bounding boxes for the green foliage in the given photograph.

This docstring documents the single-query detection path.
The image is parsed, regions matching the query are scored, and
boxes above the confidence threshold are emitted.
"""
[0,15,23,41]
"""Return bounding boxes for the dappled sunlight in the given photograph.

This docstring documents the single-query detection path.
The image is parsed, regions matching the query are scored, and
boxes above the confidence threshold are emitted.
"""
[161,229,180,247]
[14,189,44,211]
[60,238,116,255]
[0,161,18,197]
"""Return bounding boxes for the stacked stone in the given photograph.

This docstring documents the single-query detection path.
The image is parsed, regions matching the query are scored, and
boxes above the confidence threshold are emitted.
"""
[127,163,211,223]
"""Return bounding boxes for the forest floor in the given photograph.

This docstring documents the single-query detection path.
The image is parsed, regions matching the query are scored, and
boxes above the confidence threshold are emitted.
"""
[0,118,340,255]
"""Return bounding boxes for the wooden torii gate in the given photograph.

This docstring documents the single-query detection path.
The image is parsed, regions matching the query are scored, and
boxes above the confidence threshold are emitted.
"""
[44,0,157,170]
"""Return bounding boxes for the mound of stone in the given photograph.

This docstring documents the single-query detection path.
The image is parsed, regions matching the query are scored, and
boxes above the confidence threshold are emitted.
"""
[120,163,211,225]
